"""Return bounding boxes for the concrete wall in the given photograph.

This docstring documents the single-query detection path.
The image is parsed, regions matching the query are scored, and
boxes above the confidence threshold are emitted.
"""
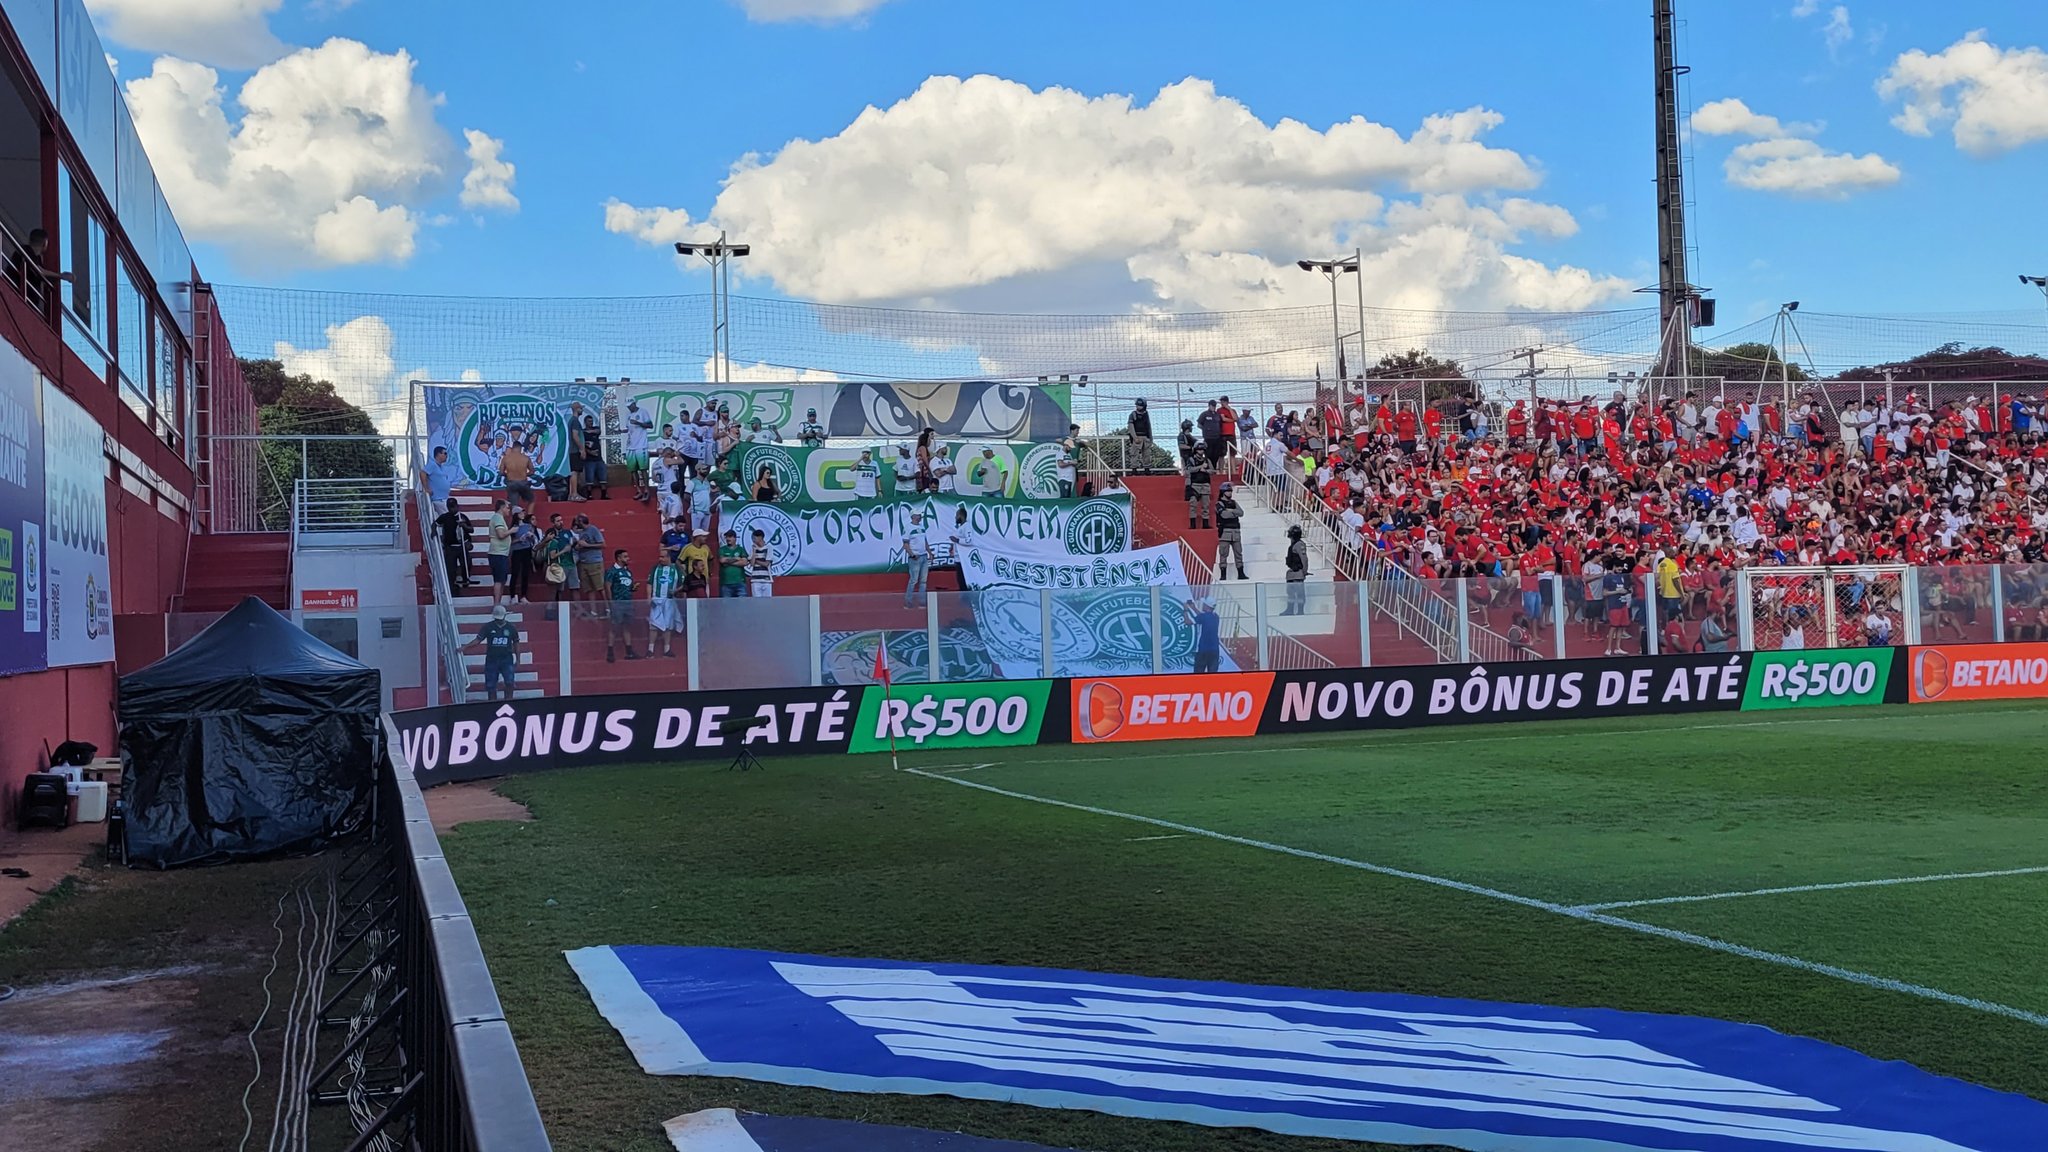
[291,547,424,711]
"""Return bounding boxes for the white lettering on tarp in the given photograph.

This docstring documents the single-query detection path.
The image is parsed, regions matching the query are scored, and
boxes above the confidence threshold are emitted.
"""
[1627,668,1652,705]
[819,691,851,741]
[697,706,729,747]
[450,720,480,764]
[1951,656,2048,690]
[561,712,600,753]
[1595,671,1625,707]
[601,710,635,751]
[655,708,693,748]
[521,713,557,756]
[1274,662,1729,728]
[747,704,782,745]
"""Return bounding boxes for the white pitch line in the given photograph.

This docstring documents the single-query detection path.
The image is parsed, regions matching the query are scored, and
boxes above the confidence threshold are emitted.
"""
[926,763,995,775]
[1127,834,1186,842]
[995,706,2048,767]
[1574,865,2048,913]
[904,767,2048,1030]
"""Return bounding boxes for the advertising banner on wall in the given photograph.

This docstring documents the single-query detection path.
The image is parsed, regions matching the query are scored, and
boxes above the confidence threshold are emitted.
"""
[1073,673,1274,743]
[849,680,1055,753]
[392,686,862,783]
[729,440,1072,502]
[1742,649,1896,711]
[1907,644,2048,703]
[40,381,112,667]
[0,347,44,676]
[718,494,1132,577]
[420,383,608,487]
[1259,653,1752,735]
[626,381,1072,443]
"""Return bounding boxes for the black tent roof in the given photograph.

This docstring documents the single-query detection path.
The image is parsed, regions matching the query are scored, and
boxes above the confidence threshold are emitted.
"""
[122,596,373,693]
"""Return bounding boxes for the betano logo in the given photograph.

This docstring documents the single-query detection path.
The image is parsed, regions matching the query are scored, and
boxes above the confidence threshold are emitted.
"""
[1072,673,1273,743]
[1912,643,2048,703]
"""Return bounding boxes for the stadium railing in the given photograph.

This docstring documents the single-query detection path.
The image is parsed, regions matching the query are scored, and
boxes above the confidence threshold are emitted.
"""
[366,713,554,1151]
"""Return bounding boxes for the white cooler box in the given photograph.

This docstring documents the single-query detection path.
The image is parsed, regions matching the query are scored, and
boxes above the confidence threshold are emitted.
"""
[69,779,108,823]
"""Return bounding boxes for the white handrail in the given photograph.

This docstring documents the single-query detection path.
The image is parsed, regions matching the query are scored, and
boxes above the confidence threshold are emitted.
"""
[412,471,471,704]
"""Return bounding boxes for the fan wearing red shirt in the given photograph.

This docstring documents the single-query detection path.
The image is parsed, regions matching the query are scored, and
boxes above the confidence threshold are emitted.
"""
[1395,407,1419,452]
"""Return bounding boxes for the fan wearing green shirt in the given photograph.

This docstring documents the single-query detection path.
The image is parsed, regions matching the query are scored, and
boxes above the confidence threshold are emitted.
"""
[718,529,748,598]
[605,549,639,663]
[646,550,682,658]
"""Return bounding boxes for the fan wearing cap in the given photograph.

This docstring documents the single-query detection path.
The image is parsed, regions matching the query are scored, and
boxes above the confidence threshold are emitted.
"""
[797,408,825,447]
[1184,595,1223,674]
[466,605,521,701]
[679,528,712,598]
[1214,483,1247,580]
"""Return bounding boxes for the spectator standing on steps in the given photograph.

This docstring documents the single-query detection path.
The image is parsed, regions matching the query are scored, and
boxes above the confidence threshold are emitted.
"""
[624,399,654,501]
[566,408,589,500]
[1197,399,1226,467]
[1186,449,1213,529]
[853,449,880,500]
[485,499,512,607]
[1282,524,1310,616]
[468,605,520,701]
[903,511,932,609]
[508,509,537,604]
[797,407,825,447]
[424,445,461,509]
[679,529,712,598]
[1186,597,1222,674]
[436,497,473,593]
[969,448,1007,497]
[604,548,639,662]
[501,439,535,512]
[539,513,575,619]
[574,514,606,618]
[747,528,776,597]
[718,529,748,597]
[894,444,919,495]
[581,414,608,499]
[1215,483,1247,579]
[646,549,682,658]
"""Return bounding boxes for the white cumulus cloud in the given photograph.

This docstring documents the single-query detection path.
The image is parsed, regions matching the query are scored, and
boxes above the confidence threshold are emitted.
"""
[460,129,519,212]
[125,39,493,269]
[1723,138,1901,198]
[1879,32,2048,155]
[736,0,893,23]
[85,0,283,69]
[608,75,1624,315]
[1691,97,1817,139]
[276,315,397,412]
[1693,96,1895,199]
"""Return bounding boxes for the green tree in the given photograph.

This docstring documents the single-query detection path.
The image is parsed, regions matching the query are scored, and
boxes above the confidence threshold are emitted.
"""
[243,358,397,529]
[1832,343,2048,383]
[1365,350,1472,403]
[1689,342,1809,383]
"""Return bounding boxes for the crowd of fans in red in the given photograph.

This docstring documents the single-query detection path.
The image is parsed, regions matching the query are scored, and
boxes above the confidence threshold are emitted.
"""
[1239,387,2048,652]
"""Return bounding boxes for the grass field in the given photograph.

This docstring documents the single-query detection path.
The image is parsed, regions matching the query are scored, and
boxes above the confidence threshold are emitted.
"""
[441,700,2048,1152]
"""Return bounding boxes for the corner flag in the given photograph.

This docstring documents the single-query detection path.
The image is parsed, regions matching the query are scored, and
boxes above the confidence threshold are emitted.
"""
[874,633,898,770]
[872,634,892,688]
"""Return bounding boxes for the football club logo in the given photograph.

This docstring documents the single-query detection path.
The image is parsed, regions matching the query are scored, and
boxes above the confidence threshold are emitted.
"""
[1063,498,1129,556]
[1018,443,1064,499]
[722,504,803,576]
[84,573,99,639]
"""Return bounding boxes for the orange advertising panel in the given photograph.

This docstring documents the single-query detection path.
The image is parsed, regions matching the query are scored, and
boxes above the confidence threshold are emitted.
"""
[1071,673,1275,744]
[1909,644,2048,703]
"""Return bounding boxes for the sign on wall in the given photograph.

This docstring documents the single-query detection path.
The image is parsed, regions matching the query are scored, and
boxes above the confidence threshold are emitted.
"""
[1908,644,2048,703]
[420,383,607,487]
[717,494,1132,577]
[40,381,111,667]
[301,589,360,613]
[1073,673,1272,743]
[0,347,44,676]
[1743,649,1894,711]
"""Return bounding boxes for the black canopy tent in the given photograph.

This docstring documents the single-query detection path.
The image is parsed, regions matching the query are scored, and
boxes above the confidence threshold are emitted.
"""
[119,597,380,868]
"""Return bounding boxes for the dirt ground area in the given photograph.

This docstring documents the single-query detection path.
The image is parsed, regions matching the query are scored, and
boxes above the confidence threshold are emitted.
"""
[0,781,530,1152]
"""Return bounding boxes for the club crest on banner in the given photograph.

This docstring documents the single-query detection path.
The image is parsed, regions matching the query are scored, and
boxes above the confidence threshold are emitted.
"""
[1018,443,1065,499]
[721,503,804,576]
[1063,499,1130,556]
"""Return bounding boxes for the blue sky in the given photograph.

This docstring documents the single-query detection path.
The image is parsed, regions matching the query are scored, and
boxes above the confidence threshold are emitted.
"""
[82,0,2048,392]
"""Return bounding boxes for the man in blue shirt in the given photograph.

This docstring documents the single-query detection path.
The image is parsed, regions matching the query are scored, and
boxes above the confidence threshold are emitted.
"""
[423,445,462,508]
[1185,597,1222,674]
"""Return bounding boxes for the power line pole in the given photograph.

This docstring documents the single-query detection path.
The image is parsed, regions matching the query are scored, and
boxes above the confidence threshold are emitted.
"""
[1652,0,1692,381]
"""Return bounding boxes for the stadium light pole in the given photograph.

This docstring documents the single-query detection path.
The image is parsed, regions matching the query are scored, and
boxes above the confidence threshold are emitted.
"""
[1298,254,1362,407]
[2024,275,2048,327]
[676,233,751,385]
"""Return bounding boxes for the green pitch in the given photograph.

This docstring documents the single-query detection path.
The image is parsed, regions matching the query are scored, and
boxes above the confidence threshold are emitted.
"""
[442,700,2048,1152]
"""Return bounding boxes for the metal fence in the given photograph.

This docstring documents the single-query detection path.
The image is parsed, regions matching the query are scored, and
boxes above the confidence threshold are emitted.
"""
[313,718,552,1151]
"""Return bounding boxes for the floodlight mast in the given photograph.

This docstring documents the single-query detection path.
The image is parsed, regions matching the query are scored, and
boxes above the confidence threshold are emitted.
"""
[1297,251,1363,408]
[674,232,751,385]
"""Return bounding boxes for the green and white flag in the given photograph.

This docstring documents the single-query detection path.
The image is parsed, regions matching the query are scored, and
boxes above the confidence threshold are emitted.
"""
[960,542,1237,678]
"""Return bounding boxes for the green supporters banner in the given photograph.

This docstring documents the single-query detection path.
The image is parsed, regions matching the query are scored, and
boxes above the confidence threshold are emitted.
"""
[624,381,1072,443]
[421,383,607,486]
[729,441,1077,502]
[1743,649,1894,711]
[820,626,996,686]
[718,494,1133,576]
[849,680,1054,753]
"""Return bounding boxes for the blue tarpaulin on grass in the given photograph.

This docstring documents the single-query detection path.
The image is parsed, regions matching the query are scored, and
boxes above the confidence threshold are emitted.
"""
[570,945,2048,1152]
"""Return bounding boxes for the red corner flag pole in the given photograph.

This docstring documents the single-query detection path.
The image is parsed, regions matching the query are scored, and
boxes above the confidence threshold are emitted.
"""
[873,632,899,771]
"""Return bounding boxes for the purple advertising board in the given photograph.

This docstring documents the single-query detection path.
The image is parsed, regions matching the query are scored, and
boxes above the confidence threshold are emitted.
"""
[0,344,44,676]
